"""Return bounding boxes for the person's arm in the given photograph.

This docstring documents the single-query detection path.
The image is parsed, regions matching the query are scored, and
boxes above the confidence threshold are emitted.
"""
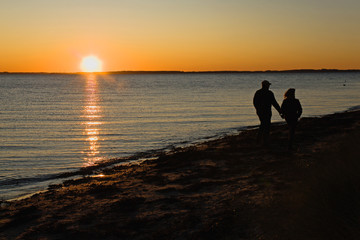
[280,100,286,119]
[253,91,258,109]
[297,99,302,118]
[271,92,282,114]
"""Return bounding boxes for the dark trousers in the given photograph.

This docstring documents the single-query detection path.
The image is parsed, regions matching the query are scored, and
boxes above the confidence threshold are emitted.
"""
[257,115,271,145]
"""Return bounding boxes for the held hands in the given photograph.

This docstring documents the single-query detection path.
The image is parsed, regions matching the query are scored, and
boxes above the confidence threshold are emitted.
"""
[279,110,285,119]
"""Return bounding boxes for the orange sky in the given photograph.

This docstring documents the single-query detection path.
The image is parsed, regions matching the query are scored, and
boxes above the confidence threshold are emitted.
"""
[1,0,359,72]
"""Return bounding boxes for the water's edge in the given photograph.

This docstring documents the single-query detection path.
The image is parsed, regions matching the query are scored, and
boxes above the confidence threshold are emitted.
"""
[4,105,360,202]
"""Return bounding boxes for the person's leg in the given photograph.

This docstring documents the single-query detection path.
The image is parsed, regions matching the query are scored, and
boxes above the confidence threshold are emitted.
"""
[259,115,271,146]
[287,120,297,150]
[257,116,264,144]
[262,117,271,146]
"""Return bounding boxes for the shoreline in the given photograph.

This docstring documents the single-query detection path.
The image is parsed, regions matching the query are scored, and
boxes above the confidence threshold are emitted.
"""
[1,120,262,202]
[4,106,357,202]
[1,107,358,202]
[1,109,360,239]
[3,127,255,202]
[0,118,294,202]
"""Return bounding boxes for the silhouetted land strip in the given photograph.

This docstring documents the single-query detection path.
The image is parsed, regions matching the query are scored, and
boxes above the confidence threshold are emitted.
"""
[106,69,360,74]
[1,69,360,75]
[1,109,360,239]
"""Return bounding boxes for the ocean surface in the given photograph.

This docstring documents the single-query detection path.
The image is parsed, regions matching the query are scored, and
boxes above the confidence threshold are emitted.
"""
[1,72,360,200]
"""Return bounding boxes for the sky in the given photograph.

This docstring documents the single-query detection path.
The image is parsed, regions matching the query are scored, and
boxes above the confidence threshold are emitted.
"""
[1,0,359,72]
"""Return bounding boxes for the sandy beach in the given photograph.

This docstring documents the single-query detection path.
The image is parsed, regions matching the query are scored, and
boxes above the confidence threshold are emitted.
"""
[1,109,360,240]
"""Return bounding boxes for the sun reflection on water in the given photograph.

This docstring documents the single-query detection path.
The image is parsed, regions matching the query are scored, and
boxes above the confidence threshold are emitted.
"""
[82,74,103,166]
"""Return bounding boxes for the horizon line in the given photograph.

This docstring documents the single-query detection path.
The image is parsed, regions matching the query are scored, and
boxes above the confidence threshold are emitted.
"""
[1,69,360,74]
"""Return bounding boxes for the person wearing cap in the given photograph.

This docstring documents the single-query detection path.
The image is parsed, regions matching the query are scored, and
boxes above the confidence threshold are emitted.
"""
[253,80,282,146]
[281,88,302,150]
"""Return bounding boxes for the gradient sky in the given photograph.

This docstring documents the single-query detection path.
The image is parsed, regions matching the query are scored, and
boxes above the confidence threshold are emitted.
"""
[1,0,359,72]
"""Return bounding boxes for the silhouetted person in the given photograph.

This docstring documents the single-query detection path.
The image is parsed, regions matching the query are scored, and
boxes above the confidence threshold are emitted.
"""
[281,88,302,150]
[253,80,282,146]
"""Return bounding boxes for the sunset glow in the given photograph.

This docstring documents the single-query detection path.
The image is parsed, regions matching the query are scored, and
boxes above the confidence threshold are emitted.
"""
[1,1,359,72]
[80,56,103,72]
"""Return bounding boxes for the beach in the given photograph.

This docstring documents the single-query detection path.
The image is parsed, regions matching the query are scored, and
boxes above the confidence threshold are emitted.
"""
[1,109,360,240]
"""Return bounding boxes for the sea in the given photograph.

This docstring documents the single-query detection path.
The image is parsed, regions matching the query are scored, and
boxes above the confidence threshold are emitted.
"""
[1,72,360,201]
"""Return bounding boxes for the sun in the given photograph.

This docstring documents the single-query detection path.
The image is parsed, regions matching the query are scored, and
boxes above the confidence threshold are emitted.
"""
[80,56,103,72]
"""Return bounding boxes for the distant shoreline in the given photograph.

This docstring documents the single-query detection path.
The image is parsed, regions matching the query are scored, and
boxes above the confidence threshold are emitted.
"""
[1,69,360,75]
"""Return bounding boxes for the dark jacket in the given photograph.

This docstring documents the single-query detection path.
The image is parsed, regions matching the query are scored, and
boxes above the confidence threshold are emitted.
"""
[253,88,281,117]
[281,98,302,123]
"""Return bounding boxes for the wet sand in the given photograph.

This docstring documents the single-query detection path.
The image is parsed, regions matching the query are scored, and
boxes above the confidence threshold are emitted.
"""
[1,110,360,240]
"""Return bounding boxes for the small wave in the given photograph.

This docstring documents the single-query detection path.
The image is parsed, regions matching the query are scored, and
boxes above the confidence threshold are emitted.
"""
[347,105,360,111]
[0,145,38,150]
[0,175,55,187]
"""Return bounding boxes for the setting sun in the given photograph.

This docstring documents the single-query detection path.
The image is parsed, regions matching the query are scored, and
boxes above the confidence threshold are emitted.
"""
[80,56,103,72]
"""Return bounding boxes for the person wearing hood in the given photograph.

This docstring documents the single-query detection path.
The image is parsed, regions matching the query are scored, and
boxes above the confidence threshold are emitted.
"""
[281,88,302,150]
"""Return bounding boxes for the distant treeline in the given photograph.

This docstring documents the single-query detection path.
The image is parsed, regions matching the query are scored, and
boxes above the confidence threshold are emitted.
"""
[108,69,360,74]
[1,69,360,74]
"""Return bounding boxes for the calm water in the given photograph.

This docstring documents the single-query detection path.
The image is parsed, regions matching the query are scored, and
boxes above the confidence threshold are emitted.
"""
[1,72,359,200]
